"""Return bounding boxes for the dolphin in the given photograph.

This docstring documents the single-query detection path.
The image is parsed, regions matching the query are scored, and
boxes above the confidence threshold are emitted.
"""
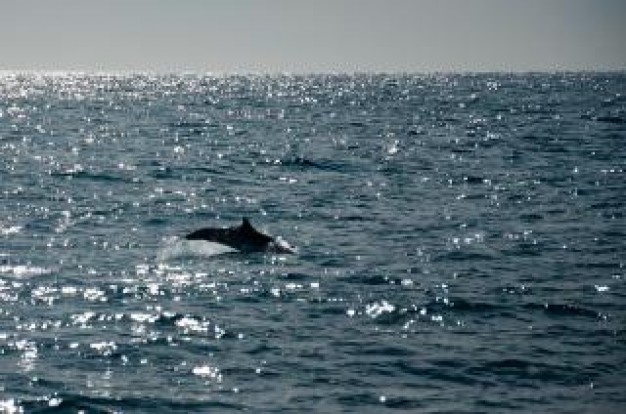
[184,217,297,254]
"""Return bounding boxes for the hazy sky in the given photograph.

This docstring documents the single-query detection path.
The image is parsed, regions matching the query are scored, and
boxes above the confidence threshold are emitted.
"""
[1,0,624,73]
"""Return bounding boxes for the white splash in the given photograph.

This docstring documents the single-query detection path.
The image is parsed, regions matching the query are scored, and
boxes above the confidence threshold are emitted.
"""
[272,236,298,254]
[157,238,238,262]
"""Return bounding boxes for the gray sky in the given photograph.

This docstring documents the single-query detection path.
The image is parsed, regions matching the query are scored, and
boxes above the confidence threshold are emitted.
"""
[1,0,624,73]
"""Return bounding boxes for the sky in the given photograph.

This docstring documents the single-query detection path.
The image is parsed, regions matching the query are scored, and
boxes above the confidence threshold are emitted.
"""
[1,0,625,73]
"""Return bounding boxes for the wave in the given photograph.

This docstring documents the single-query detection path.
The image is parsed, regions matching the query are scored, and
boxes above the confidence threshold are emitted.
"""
[0,264,51,278]
[50,169,136,183]
[18,393,245,413]
[523,302,603,319]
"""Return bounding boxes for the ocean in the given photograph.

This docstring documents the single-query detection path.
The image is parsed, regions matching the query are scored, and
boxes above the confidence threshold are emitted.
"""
[0,72,624,413]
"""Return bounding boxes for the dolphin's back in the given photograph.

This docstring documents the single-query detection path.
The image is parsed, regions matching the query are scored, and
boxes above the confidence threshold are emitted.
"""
[185,227,231,242]
[184,218,276,253]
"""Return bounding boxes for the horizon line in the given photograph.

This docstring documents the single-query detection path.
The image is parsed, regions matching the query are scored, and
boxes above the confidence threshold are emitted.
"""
[1,68,625,77]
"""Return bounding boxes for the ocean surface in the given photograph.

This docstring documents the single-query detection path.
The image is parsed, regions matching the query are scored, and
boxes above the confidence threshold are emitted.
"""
[0,72,624,413]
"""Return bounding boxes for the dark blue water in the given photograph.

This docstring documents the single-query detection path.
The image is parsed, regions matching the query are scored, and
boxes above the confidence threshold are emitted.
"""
[1,73,624,413]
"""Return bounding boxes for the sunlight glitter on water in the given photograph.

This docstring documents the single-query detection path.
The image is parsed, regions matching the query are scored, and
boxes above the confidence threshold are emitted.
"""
[0,72,624,412]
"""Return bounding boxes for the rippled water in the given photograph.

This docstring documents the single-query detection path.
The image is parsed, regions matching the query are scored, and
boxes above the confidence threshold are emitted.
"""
[0,72,625,413]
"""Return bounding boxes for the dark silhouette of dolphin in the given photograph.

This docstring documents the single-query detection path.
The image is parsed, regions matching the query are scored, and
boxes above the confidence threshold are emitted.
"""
[185,217,296,254]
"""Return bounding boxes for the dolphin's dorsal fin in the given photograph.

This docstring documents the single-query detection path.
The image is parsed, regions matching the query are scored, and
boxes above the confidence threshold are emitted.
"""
[241,217,253,231]
[240,217,273,242]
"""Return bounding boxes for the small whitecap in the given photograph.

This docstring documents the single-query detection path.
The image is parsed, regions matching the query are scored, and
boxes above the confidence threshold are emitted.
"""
[71,311,96,325]
[130,313,158,323]
[176,316,200,328]
[387,140,400,155]
[61,286,78,295]
[176,316,209,333]
[192,365,223,382]
[594,285,609,292]
[1,225,22,236]
[89,341,117,355]
[285,282,301,291]
[0,398,22,414]
[365,300,395,318]
[48,397,62,407]
[83,287,106,302]
[118,162,137,171]
[146,283,161,296]
[0,265,50,278]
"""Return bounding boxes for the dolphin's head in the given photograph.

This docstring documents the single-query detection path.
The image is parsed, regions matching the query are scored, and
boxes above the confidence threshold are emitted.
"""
[270,236,298,254]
